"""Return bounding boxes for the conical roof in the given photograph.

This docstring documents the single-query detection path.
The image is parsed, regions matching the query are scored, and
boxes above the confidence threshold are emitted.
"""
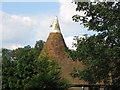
[40,16,85,84]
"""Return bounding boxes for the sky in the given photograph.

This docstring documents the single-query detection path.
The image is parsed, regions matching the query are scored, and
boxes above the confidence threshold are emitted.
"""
[1,0,95,50]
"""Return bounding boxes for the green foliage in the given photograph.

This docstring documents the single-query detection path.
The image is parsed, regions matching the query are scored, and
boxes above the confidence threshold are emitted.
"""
[65,48,77,61]
[2,40,68,89]
[25,55,68,89]
[34,40,45,57]
[72,1,120,86]
[2,46,36,89]
[73,2,120,32]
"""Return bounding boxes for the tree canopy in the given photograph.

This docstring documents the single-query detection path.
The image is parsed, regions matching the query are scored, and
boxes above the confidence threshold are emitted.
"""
[2,40,68,90]
[72,1,120,88]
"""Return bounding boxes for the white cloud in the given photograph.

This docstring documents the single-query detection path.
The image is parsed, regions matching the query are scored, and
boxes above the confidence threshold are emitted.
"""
[1,1,95,50]
[1,12,53,49]
[64,36,76,50]
[1,12,35,48]
[0,12,2,49]
[32,16,53,41]
[58,0,96,49]
[59,0,77,22]
[58,0,89,36]
[64,35,87,50]
[59,0,85,23]
[9,44,23,50]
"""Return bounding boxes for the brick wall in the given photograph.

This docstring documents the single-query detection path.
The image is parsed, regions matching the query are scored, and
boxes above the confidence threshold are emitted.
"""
[40,32,86,84]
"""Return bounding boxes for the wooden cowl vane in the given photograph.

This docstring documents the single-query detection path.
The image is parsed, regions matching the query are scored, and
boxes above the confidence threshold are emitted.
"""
[40,16,85,84]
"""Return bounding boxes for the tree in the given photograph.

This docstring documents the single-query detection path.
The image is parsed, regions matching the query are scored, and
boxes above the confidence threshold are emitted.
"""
[2,40,68,89]
[2,49,16,89]
[2,48,35,89]
[32,40,45,59]
[35,40,45,51]
[2,57,12,89]
[25,55,68,89]
[66,47,77,61]
[72,1,120,87]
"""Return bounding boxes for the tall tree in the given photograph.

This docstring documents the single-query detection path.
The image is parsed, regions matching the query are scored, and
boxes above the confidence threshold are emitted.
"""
[25,55,68,89]
[2,49,15,89]
[34,40,45,58]
[2,40,68,89]
[72,1,120,87]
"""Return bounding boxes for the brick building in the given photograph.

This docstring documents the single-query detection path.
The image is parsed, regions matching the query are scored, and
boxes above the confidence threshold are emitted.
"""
[40,16,86,85]
[40,16,108,90]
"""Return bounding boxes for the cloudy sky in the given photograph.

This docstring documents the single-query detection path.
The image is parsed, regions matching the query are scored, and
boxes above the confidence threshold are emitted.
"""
[1,0,95,50]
